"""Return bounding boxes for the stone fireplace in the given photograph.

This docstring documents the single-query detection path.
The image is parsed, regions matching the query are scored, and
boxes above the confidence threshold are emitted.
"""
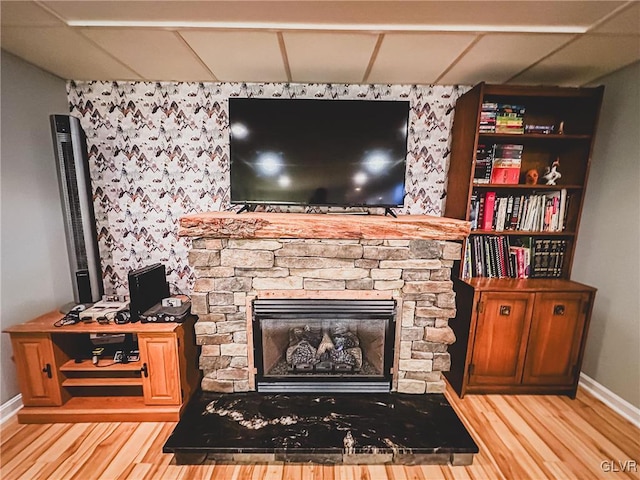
[180,212,469,395]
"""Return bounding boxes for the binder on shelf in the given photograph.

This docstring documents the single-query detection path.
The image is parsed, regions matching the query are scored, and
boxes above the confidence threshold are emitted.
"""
[481,191,496,230]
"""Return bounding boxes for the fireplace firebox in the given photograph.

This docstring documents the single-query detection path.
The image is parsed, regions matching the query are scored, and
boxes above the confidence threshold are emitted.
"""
[252,299,396,393]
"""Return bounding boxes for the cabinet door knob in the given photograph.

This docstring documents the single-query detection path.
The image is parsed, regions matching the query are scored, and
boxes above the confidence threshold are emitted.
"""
[554,305,566,315]
[141,363,149,377]
[42,363,52,379]
[499,305,511,316]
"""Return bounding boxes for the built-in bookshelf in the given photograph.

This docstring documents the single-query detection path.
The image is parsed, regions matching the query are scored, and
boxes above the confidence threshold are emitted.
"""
[444,83,603,398]
[446,83,604,281]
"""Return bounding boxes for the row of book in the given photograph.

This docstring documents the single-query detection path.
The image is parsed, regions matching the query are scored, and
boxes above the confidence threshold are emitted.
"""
[474,143,524,185]
[462,236,568,279]
[470,189,570,232]
[480,103,526,134]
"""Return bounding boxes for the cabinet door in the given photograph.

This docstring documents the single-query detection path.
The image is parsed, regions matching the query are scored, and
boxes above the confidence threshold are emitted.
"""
[10,334,63,406]
[523,292,590,386]
[138,334,181,405]
[469,292,534,386]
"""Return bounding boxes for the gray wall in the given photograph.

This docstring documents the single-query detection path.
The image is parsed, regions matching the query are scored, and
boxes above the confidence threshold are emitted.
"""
[572,61,640,409]
[0,51,73,403]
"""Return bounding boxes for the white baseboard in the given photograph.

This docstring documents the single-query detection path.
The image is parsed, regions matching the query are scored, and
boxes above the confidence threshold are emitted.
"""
[0,394,22,425]
[579,373,640,428]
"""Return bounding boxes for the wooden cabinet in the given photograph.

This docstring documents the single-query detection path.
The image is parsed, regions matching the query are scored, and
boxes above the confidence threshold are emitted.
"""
[5,311,200,423]
[523,292,591,386]
[443,83,602,398]
[445,279,595,397]
[468,292,533,386]
[138,334,181,405]
[10,334,65,407]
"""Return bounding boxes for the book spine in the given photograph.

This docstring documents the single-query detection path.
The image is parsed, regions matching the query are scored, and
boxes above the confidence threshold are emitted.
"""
[482,191,496,230]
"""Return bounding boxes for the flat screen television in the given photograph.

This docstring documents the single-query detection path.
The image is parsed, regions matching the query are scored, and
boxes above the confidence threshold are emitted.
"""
[229,98,409,208]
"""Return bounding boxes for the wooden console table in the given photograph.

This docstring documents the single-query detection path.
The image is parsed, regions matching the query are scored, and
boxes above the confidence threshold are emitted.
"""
[5,312,200,423]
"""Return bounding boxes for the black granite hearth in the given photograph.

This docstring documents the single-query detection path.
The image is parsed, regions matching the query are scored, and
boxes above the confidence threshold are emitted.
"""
[163,391,479,465]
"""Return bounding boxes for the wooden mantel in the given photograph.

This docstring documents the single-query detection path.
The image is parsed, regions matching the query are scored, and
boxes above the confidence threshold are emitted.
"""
[179,212,470,240]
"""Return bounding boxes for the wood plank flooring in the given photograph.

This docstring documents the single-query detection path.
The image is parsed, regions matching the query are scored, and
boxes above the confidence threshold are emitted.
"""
[1,384,638,480]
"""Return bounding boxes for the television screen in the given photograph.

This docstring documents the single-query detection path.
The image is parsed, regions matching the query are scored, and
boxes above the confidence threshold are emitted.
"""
[229,98,409,207]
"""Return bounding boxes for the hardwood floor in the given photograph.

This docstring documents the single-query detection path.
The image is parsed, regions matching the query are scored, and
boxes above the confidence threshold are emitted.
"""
[1,384,638,480]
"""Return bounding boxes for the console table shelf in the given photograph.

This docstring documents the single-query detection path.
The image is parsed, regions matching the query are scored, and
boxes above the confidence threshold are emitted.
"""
[5,312,200,423]
[61,377,143,388]
[60,359,143,372]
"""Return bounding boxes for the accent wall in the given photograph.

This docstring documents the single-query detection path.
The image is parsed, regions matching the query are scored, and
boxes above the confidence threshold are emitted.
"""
[66,82,468,296]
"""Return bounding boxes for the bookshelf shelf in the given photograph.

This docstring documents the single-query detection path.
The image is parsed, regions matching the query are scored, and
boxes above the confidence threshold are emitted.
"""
[470,230,575,236]
[479,133,592,141]
[471,184,584,191]
[444,82,603,398]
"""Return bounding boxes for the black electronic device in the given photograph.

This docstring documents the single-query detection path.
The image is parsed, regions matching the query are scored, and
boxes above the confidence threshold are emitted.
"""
[59,304,87,326]
[50,115,104,304]
[229,98,409,208]
[140,301,191,323]
[89,333,137,363]
[127,263,170,322]
[114,310,131,324]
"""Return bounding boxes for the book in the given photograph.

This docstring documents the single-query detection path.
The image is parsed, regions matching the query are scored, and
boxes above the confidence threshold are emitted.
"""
[462,241,472,279]
[468,235,517,278]
[494,197,508,232]
[529,238,567,278]
[490,144,523,184]
[469,192,480,230]
[481,191,497,230]
[495,104,525,134]
[474,144,493,183]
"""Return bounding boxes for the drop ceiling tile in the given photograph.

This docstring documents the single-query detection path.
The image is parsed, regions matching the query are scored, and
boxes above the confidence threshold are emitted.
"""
[511,34,640,86]
[0,27,140,80]
[180,31,286,82]
[368,33,476,84]
[0,1,64,27]
[283,32,378,83]
[440,33,575,85]
[79,28,214,81]
[591,2,640,35]
[42,1,624,31]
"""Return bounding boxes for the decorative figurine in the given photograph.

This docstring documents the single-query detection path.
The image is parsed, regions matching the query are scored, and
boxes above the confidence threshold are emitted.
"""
[343,431,355,455]
[543,159,562,185]
[525,169,539,185]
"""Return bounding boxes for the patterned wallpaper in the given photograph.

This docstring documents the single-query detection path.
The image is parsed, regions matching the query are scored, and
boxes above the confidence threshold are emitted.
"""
[66,81,468,295]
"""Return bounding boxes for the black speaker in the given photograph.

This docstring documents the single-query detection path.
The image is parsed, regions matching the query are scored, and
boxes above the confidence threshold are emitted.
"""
[50,115,103,303]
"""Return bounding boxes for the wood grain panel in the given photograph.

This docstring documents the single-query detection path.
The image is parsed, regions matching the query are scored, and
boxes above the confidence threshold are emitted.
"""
[468,292,533,386]
[10,335,63,407]
[523,292,589,385]
[138,334,181,405]
[179,212,470,240]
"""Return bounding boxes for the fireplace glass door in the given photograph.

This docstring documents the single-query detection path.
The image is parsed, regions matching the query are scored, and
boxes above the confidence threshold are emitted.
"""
[253,299,396,393]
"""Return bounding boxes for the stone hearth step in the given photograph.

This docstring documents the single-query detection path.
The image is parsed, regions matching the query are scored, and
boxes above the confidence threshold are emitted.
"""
[163,391,479,465]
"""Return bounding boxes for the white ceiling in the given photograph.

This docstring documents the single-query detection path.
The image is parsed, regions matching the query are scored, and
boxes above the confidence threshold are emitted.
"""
[1,1,639,86]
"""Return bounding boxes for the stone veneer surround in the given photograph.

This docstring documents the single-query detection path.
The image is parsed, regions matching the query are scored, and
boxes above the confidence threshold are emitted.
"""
[188,236,463,395]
